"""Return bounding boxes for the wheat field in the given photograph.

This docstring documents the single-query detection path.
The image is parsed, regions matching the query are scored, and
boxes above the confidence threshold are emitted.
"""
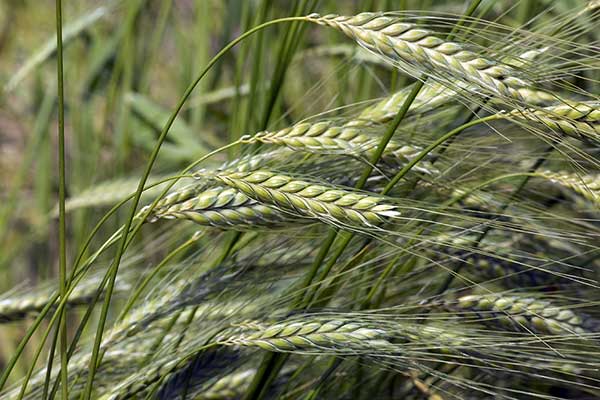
[0,0,599,399]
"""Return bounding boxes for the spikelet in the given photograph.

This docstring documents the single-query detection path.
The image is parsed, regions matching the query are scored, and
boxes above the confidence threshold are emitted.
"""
[307,13,529,100]
[153,181,210,211]
[212,170,400,228]
[220,319,391,352]
[451,294,600,335]
[149,186,294,229]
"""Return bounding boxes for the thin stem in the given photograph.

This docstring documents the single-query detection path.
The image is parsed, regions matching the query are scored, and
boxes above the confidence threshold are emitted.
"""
[54,0,68,398]
[0,175,192,392]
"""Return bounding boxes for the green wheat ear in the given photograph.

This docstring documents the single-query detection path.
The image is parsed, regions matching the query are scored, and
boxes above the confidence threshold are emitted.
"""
[213,170,400,228]
[450,294,600,335]
[307,12,530,100]
[149,186,296,229]
[219,319,392,352]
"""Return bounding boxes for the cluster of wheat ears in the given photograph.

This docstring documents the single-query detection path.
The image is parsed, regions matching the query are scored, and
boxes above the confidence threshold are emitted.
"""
[1,1,600,399]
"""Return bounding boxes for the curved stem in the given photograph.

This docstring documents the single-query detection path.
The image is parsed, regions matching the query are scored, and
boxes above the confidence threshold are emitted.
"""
[80,16,307,399]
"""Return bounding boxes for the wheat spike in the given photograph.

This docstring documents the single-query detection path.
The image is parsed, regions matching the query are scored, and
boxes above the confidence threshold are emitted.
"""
[191,369,254,399]
[506,101,600,141]
[220,319,391,352]
[355,82,555,128]
[307,12,529,100]
[149,186,294,229]
[213,170,400,227]
[355,48,553,126]
[452,294,600,335]
[245,121,438,175]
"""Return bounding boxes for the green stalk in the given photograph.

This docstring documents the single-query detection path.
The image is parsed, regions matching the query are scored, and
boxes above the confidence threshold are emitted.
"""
[54,1,69,398]
[259,0,316,130]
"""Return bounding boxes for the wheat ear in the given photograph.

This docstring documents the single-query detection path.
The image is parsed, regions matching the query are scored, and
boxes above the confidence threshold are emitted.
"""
[539,170,600,205]
[213,170,400,227]
[307,12,529,100]
[453,294,600,335]
[507,101,600,141]
[219,319,391,352]
[356,47,553,125]
[189,369,255,399]
[244,122,438,175]
[149,186,294,229]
